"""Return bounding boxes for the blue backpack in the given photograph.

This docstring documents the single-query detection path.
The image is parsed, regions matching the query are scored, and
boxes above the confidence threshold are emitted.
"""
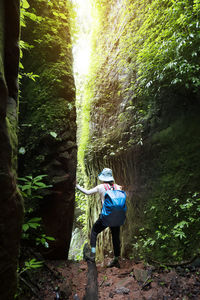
[100,184,127,227]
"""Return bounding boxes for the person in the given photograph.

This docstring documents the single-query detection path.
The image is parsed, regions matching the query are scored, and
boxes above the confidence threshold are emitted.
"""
[76,168,122,268]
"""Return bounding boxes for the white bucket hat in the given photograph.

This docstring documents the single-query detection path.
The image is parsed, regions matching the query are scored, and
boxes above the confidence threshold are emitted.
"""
[98,168,114,182]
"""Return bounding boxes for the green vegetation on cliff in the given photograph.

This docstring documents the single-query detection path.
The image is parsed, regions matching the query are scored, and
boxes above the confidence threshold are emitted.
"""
[81,0,200,159]
[18,0,77,260]
[77,0,200,263]
[19,0,76,177]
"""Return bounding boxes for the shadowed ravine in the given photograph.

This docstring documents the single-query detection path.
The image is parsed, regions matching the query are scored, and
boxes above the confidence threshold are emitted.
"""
[0,0,200,299]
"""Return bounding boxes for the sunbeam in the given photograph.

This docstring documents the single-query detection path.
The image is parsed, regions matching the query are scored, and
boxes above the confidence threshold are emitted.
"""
[72,0,92,77]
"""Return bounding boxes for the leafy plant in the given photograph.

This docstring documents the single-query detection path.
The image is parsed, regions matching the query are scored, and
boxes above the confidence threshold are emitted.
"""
[19,0,40,82]
[22,217,41,239]
[135,192,200,262]
[18,174,52,201]
[18,175,54,248]
[21,216,55,248]
[36,234,55,248]
[18,258,43,276]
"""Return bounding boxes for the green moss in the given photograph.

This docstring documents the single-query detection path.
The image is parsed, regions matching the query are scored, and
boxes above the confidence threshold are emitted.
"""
[137,113,200,262]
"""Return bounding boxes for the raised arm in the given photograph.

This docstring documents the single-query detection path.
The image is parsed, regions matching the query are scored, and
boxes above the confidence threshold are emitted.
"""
[76,184,98,195]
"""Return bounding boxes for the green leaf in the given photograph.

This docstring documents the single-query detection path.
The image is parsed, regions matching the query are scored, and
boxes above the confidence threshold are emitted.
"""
[19,62,24,69]
[21,185,31,191]
[22,224,29,232]
[29,217,41,222]
[34,175,47,181]
[29,223,40,229]
[45,236,55,241]
[19,147,26,155]
[21,0,30,9]
[50,131,57,138]
[18,177,28,182]
[59,13,67,20]
[41,238,46,245]
[34,182,47,187]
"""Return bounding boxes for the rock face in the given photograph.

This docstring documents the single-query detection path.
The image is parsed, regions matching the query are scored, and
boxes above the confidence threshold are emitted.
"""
[0,1,23,299]
[82,0,200,262]
[19,0,77,258]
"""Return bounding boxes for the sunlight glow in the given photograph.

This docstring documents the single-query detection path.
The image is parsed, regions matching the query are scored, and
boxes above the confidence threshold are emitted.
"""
[72,0,92,77]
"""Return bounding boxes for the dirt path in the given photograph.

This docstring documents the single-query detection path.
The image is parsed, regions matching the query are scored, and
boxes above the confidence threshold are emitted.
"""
[29,258,200,299]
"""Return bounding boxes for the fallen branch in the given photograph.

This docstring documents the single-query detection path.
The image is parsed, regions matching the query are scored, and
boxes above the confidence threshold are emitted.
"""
[24,272,41,291]
[28,247,61,279]
[19,276,40,299]
[118,270,133,278]
[84,261,98,300]
[150,255,199,268]
[141,276,151,290]
[83,244,98,300]
[99,279,105,287]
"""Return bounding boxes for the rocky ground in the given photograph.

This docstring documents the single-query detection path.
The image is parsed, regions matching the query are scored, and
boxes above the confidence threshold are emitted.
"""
[20,256,200,300]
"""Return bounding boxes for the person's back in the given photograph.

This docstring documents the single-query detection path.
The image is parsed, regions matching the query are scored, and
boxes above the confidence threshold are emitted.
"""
[95,182,122,205]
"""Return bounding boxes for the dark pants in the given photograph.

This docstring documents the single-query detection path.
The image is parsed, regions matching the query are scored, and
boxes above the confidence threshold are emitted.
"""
[90,217,120,257]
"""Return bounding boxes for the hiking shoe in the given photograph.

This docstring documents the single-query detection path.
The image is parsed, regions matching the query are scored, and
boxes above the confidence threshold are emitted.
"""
[107,259,120,268]
[83,243,95,262]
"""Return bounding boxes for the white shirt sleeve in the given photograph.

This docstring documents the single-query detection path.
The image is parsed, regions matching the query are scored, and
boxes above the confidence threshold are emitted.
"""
[76,184,99,195]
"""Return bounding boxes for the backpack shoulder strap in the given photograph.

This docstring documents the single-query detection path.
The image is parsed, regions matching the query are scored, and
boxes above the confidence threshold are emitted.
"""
[104,183,110,191]
[104,183,118,190]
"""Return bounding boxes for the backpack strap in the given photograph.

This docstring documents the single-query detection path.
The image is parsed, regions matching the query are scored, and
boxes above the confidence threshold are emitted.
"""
[104,183,117,190]
[104,183,110,191]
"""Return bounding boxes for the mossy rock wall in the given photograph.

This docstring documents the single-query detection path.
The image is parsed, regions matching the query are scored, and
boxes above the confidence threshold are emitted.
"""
[83,0,200,262]
[19,0,77,258]
[0,1,23,299]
